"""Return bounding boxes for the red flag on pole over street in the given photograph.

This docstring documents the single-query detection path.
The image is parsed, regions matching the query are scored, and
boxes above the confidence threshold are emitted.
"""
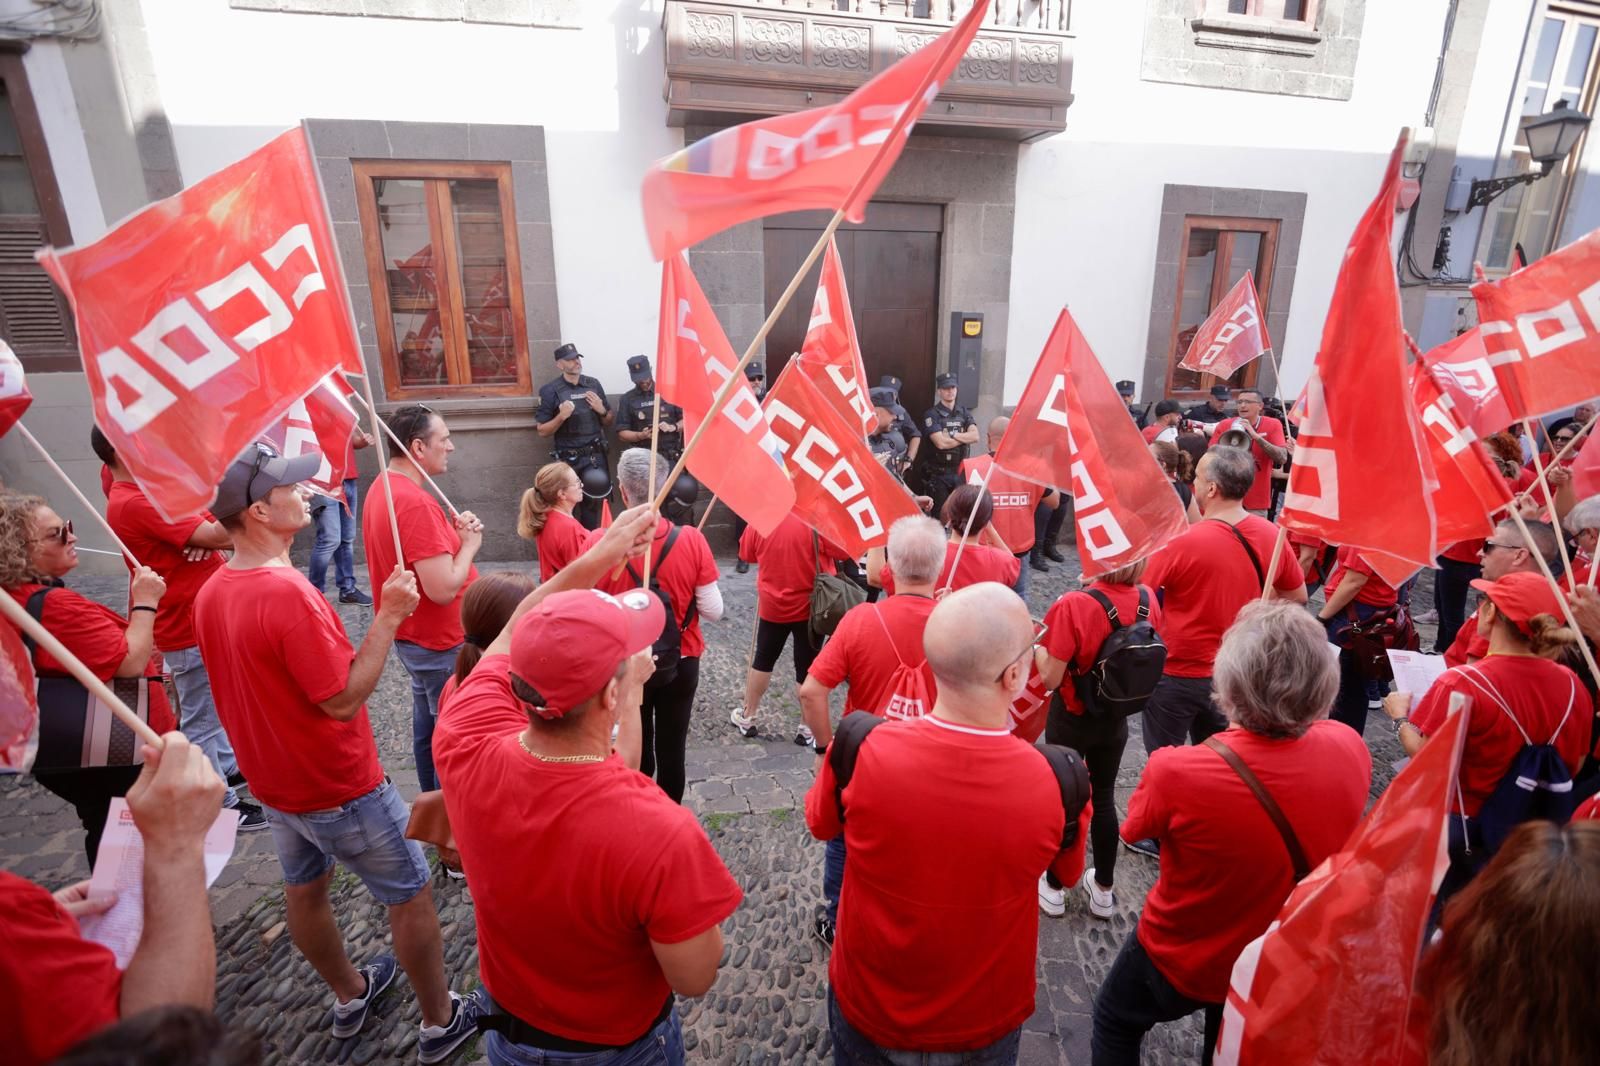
[1420,327,1514,440]
[257,373,359,500]
[1410,363,1513,547]
[797,238,875,439]
[1214,702,1470,1066]
[994,309,1188,579]
[657,254,796,536]
[1472,226,1600,419]
[0,339,30,438]
[765,362,921,556]
[0,619,38,775]
[1281,134,1436,571]
[37,127,360,521]
[1177,272,1271,379]
[640,1,988,260]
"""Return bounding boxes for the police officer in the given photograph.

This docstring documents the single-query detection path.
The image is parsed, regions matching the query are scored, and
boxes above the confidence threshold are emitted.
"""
[617,354,700,525]
[914,372,978,518]
[731,361,767,573]
[868,387,909,480]
[535,342,614,529]
[878,374,921,464]
[1117,379,1148,430]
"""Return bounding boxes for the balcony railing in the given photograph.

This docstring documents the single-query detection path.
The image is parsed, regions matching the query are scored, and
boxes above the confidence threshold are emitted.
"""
[663,0,1075,141]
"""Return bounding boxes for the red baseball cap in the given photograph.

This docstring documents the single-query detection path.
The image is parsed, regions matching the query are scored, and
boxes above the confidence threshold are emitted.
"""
[508,588,663,719]
[1469,571,1563,626]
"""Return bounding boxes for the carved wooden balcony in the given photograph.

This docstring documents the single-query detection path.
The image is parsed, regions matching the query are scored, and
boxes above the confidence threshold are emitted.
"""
[662,1,1075,142]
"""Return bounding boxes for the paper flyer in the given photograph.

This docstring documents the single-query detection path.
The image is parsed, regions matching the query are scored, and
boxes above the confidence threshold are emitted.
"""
[1385,650,1448,701]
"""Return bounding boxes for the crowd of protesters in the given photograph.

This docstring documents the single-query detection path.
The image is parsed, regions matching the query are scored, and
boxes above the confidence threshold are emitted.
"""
[3,371,1599,1066]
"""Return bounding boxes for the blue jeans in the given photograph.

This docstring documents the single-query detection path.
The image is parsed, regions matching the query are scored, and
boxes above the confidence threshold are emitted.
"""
[485,1007,684,1066]
[165,645,238,808]
[394,640,459,792]
[308,479,359,594]
[263,779,430,905]
[829,988,1020,1066]
[823,835,846,924]
[1011,552,1030,600]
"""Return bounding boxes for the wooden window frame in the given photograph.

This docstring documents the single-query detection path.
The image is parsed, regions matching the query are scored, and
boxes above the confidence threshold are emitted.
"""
[353,160,531,401]
[1163,215,1280,401]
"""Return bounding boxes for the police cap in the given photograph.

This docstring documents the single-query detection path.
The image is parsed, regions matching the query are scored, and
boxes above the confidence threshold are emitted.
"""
[745,362,765,381]
[554,342,582,363]
[869,386,897,410]
[1114,379,1136,397]
[935,372,958,390]
[627,355,651,384]
[878,374,903,394]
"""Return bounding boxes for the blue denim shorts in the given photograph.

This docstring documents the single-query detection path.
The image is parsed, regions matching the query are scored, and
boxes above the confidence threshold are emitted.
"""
[264,779,430,905]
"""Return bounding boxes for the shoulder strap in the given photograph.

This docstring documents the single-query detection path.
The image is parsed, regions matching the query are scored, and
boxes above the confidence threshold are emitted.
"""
[1084,588,1121,629]
[1210,519,1265,587]
[18,587,49,659]
[1136,586,1150,620]
[1039,744,1091,850]
[871,606,914,670]
[1204,736,1310,881]
[625,525,680,585]
[812,530,822,576]
[829,711,887,824]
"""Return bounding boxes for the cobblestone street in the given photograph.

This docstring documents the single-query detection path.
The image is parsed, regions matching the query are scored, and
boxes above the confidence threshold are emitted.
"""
[0,542,1426,1065]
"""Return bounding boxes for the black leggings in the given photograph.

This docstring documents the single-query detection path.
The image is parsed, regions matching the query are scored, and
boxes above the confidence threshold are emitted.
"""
[1045,695,1129,889]
[751,619,820,684]
[641,657,699,804]
[34,765,143,866]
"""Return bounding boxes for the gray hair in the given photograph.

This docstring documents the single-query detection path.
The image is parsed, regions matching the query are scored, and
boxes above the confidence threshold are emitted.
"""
[1564,495,1600,536]
[1498,517,1558,567]
[886,516,946,586]
[1212,601,1337,739]
[616,448,668,508]
[1200,446,1256,501]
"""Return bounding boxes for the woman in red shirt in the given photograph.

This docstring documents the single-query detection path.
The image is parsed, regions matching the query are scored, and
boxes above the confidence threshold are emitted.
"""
[0,493,175,863]
[1317,545,1402,735]
[517,462,588,582]
[1032,557,1164,921]
[938,486,1020,590]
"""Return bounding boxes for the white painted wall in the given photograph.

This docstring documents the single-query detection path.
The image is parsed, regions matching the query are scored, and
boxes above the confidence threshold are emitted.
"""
[136,0,681,390]
[1005,0,1455,404]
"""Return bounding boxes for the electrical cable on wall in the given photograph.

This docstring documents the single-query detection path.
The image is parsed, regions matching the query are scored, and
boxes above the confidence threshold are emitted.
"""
[0,0,101,43]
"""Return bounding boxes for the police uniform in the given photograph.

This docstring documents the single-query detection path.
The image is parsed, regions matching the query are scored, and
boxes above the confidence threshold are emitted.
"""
[914,373,975,518]
[537,342,613,530]
[618,354,700,525]
[867,386,909,480]
[878,374,921,457]
[731,362,766,571]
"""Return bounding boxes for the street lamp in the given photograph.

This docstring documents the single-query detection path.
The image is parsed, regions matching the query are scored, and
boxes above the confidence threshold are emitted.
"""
[1468,100,1592,211]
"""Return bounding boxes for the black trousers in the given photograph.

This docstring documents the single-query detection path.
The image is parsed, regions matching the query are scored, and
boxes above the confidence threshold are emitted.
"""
[1140,675,1225,754]
[1092,927,1223,1066]
[1434,556,1481,653]
[1042,496,1069,552]
[1046,697,1129,889]
[34,765,142,866]
[920,466,963,521]
[641,657,699,804]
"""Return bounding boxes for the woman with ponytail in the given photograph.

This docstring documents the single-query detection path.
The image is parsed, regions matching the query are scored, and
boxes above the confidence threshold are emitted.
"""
[517,462,586,580]
[1149,440,1201,523]
[437,570,538,715]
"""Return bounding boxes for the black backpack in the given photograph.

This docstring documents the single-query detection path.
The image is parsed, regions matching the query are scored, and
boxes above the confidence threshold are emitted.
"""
[1072,588,1167,719]
[625,527,696,689]
[827,710,1090,850]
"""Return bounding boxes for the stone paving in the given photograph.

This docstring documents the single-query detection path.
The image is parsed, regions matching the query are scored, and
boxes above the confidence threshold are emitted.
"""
[1,535,1432,1065]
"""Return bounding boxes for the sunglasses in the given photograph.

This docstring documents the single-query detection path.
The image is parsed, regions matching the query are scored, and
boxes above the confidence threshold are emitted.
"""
[1554,435,1576,445]
[1482,539,1521,554]
[30,518,72,546]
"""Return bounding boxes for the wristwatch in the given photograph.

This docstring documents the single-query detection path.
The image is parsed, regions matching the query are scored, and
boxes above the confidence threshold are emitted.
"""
[812,742,827,756]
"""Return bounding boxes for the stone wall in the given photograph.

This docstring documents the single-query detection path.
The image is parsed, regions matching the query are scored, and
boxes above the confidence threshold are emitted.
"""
[1141,0,1368,101]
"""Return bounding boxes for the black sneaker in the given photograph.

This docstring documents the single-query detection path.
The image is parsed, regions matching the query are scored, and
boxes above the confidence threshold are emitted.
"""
[232,801,269,832]
[1042,545,1066,563]
[1123,837,1160,858]
[226,770,248,790]
[339,588,374,606]
[735,559,749,574]
[1029,553,1050,573]
[812,914,835,949]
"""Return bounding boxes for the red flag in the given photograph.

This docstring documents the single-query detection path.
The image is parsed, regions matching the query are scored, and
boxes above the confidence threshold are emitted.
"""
[0,619,38,774]
[1215,702,1470,1066]
[797,239,874,439]
[656,254,795,536]
[640,2,988,260]
[1421,327,1514,439]
[1007,667,1050,744]
[1571,433,1600,498]
[1472,226,1600,420]
[764,362,920,557]
[256,373,358,500]
[1178,272,1271,378]
[0,340,29,439]
[37,128,361,521]
[994,309,1188,579]
[600,499,613,529]
[1281,135,1436,570]
[1411,364,1513,548]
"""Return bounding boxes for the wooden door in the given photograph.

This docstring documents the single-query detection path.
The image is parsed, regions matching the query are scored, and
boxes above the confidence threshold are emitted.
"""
[763,202,943,419]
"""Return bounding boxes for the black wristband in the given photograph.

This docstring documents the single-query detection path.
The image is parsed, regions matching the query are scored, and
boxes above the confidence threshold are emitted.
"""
[131,605,158,614]
[812,742,827,755]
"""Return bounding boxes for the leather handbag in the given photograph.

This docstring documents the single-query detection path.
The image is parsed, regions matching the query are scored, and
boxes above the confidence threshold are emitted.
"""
[405,790,462,872]
[1336,604,1420,682]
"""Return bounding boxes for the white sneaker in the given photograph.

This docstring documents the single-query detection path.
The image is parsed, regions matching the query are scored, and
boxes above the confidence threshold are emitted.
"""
[1037,873,1066,917]
[795,722,816,747]
[730,705,758,737]
[1082,867,1115,919]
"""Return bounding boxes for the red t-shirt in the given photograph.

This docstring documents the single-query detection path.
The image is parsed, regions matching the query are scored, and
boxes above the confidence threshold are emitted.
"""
[362,473,477,650]
[105,481,225,652]
[881,541,1021,595]
[433,656,742,1044]
[1041,583,1164,715]
[1322,547,1399,609]
[1442,615,1488,667]
[959,454,1041,554]
[1209,415,1286,511]
[1410,655,1591,816]
[0,872,122,1065]
[585,518,719,658]
[536,509,588,583]
[1124,721,1370,1002]
[193,565,384,813]
[805,715,1089,1051]
[8,584,176,734]
[1144,516,1304,677]
[1440,538,1482,565]
[739,513,843,624]
[807,594,938,717]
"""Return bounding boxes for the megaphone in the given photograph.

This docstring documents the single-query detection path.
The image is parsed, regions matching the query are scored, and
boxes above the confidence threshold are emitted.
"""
[1217,418,1252,449]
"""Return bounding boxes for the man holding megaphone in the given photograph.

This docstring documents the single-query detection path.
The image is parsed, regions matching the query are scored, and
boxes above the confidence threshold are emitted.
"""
[1207,388,1287,517]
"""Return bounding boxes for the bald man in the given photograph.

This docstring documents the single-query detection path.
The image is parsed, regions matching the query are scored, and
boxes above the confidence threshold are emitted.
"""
[960,419,1057,598]
[805,583,1090,1063]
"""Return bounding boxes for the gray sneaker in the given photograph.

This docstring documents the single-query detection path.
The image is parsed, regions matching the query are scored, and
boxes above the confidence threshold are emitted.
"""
[418,988,487,1064]
[330,953,398,1038]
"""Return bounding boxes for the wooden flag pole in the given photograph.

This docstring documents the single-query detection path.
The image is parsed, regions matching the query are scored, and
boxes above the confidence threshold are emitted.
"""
[348,371,405,565]
[1526,444,1576,581]
[696,494,718,532]
[941,458,998,595]
[641,391,663,588]
[348,391,460,517]
[1260,525,1287,599]
[13,423,142,570]
[0,591,162,749]
[1521,409,1599,508]
[1505,506,1600,691]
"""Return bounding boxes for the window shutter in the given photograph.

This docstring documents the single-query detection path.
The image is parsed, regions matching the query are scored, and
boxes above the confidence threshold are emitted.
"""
[0,217,74,361]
